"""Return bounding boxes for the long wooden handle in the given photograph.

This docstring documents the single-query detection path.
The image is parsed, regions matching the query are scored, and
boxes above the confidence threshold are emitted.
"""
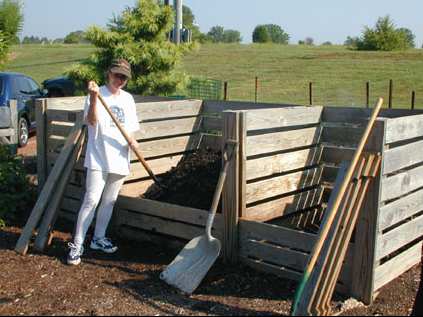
[292,97,384,315]
[97,94,161,186]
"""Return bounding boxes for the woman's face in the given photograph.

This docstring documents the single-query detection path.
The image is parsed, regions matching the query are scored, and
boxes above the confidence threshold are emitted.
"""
[107,72,128,92]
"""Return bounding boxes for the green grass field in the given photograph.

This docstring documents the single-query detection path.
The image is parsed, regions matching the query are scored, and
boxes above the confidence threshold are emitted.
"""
[5,43,423,108]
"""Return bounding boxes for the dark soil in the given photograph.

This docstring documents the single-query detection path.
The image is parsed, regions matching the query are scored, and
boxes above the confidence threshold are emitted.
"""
[143,149,222,211]
[0,135,421,316]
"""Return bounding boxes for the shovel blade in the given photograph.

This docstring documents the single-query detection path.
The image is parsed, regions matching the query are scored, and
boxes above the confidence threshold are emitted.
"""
[160,234,221,294]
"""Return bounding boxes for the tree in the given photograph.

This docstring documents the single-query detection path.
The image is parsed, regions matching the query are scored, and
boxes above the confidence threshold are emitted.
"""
[263,24,289,44]
[252,25,270,43]
[356,16,413,51]
[322,41,332,46]
[305,37,314,45]
[207,25,225,43]
[182,5,207,43]
[64,31,86,44]
[67,0,192,96]
[0,31,8,68]
[397,27,415,48]
[344,36,360,48]
[223,30,242,43]
[0,0,23,44]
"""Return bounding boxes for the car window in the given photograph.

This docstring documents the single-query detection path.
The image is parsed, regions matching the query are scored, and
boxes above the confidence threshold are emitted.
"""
[26,77,40,94]
[10,77,21,98]
[0,78,3,95]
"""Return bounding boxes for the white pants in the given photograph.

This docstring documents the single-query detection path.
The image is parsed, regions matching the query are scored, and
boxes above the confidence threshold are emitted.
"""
[73,169,125,247]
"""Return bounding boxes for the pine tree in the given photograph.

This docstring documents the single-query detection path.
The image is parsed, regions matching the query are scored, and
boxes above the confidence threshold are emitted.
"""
[67,0,192,95]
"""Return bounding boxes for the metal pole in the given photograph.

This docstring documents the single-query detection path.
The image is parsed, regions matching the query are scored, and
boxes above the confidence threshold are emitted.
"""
[255,76,258,103]
[389,79,393,109]
[224,82,228,101]
[412,91,416,110]
[173,0,182,44]
[309,82,313,106]
[366,81,370,108]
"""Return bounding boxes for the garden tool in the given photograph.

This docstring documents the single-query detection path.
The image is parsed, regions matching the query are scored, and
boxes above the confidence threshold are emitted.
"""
[97,94,164,189]
[160,139,238,295]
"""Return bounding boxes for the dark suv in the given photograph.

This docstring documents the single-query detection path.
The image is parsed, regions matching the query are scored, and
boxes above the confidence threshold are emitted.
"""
[0,72,46,147]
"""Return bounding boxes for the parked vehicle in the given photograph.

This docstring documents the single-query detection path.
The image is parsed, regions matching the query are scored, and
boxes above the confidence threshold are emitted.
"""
[42,76,76,97]
[0,72,47,147]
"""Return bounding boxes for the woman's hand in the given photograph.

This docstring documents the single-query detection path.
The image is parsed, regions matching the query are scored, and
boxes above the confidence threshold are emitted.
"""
[88,81,100,97]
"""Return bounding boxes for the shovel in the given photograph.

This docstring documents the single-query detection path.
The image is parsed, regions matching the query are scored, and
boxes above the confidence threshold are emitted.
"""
[160,139,238,295]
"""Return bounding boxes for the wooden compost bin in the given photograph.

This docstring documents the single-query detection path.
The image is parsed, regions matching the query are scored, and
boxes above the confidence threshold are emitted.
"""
[37,97,423,304]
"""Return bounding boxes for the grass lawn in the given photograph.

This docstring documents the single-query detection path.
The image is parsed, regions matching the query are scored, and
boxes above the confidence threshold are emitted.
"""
[5,43,423,108]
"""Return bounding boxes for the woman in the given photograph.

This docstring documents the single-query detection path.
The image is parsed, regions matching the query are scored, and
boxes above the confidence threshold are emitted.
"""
[67,58,140,265]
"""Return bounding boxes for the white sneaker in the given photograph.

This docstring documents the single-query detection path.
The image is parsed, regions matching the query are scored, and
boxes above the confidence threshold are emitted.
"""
[90,237,118,254]
[67,242,84,265]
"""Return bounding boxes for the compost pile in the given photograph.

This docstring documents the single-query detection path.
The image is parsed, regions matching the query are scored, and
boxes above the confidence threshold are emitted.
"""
[143,148,222,210]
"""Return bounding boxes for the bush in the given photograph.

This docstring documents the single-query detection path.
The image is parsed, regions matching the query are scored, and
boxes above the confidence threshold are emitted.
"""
[356,16,414,51]
[252,25,270,43]
[252,24,289,44]
[0,145,36,226]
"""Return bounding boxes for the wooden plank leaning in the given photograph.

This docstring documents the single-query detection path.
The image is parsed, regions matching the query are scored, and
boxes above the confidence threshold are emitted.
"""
[33,125,86,252]
[291,97,384,316]
[15,120,84,255]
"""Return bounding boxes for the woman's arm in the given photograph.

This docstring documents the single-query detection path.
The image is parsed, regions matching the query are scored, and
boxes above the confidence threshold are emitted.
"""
[87,81,99,126]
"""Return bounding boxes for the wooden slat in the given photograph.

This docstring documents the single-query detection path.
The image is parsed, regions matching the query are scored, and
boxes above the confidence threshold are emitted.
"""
[64,184,85,200]
[376,212,423,260]
[135,117,201,140]
[322,107,423,124]
[118,209,223,241]
[246,106,323,131]
[383,140,423,175]
[246,146,322,181]
[246,167,322,205]
[47,122,74,138]
[246,127,320,157]
[0,128,15,137]
[381,164,423,202]
[385,114,423,144]
[202,100,304,115]
[46,109,83,122]
[239,219,317,252]
[47,136,67,153]
[379,188,423,231]
[36,99,48,190]
[245,187,323,222]
[240,256,303,282]
[240,239,309,271]
[116,196,223,230]
[133,134,200,159]
[374,241,422,291]
[46,96,85,110]
[136,99,202,121]
[321,126,364,147]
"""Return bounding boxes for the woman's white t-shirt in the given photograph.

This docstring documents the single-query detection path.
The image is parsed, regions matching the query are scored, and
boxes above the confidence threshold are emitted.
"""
[83,86,140,176]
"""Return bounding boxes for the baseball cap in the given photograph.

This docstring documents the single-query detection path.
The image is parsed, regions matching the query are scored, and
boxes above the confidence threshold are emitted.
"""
[109,58,132,79]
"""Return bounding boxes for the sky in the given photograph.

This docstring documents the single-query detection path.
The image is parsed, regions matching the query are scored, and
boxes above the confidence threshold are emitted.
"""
[21,0,423,47]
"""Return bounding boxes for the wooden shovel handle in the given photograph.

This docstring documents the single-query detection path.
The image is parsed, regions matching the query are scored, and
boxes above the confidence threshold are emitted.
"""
[97,94,161,186]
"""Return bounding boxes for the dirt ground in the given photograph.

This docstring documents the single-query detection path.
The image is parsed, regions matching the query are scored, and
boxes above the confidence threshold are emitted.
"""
[0,135,421,316]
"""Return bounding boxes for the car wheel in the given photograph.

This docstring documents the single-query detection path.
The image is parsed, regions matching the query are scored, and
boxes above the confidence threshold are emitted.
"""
[18,117,29,147]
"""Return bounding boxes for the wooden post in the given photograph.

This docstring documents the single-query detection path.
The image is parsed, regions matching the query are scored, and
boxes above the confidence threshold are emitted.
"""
[309,82,313,106]
[238,111,247,219]
[35,99,48,191]
[255,76,258,103]
[388,79,393,109]
[222,111,240,264]
[411,91,416,110]
[351,118,387,304]
[224,82,228,101]
[366,82,370,108]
